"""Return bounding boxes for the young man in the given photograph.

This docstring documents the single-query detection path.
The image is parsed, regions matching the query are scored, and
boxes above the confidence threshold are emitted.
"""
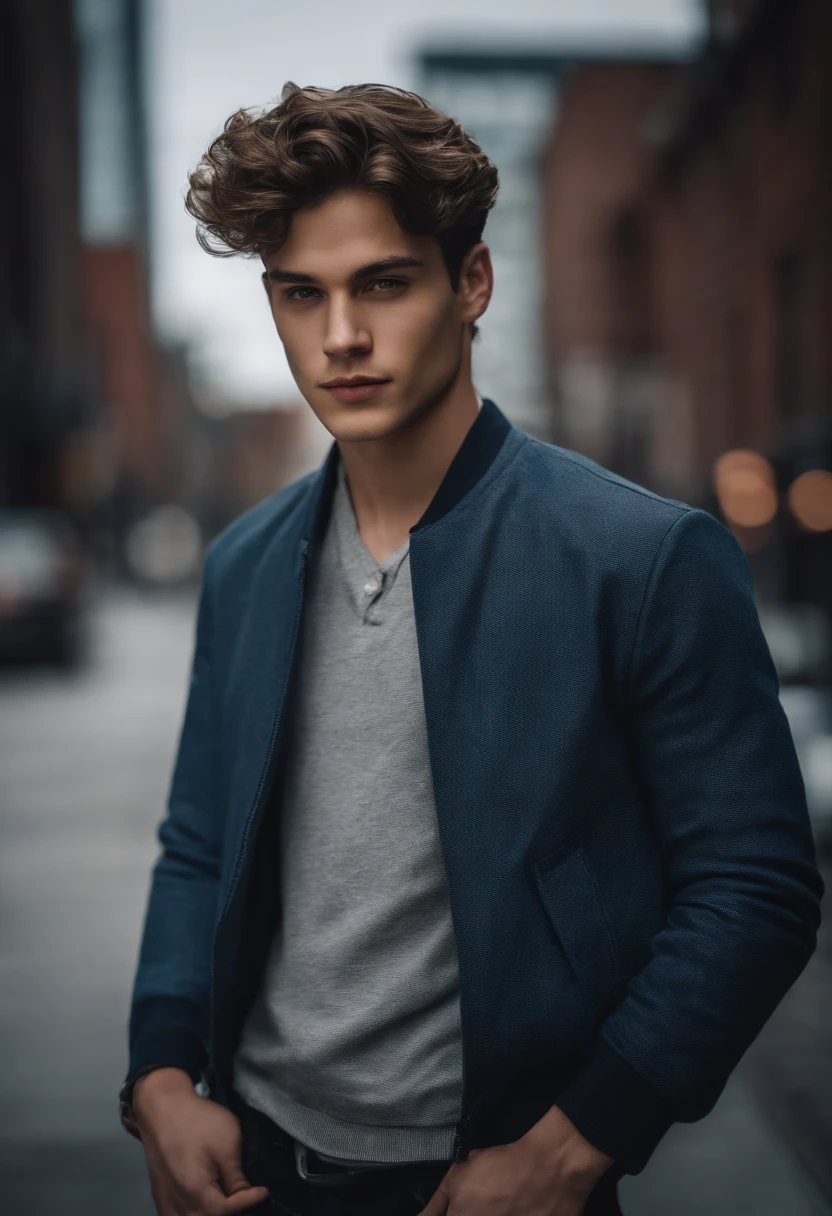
[121,83,824,1216]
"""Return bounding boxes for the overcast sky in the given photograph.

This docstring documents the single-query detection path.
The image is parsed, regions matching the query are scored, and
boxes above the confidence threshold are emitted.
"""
[146,0,703,409]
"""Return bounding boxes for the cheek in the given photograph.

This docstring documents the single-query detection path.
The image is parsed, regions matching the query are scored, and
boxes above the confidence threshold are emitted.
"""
[272,312,316,378]
[389,293,460,365]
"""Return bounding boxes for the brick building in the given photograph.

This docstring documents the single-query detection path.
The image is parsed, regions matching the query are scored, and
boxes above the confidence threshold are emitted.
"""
[651,0,832,487]
[0,0,197,547]
[541,60,688,490]
[542,0,832,617]
[0,0,89,509]
[75,0,193,559]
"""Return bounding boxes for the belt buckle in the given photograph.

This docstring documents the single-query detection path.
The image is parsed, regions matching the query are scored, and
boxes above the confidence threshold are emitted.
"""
[293,1141,385,1189]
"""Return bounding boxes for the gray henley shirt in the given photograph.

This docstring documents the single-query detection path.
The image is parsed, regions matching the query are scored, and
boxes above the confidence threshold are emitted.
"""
[232,455,464,1163]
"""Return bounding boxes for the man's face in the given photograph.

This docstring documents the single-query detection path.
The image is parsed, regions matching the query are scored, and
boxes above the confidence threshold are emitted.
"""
[261,190,490,442]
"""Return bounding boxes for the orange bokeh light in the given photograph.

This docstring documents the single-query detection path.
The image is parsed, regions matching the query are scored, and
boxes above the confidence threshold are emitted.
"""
[787,469,832,532]
[713,449,778,529]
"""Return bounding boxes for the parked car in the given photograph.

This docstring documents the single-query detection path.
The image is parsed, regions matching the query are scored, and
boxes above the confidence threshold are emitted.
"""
[0,510,87,668]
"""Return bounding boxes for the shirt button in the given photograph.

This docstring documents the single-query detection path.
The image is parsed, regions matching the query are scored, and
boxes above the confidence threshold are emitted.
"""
[363,574,382,596]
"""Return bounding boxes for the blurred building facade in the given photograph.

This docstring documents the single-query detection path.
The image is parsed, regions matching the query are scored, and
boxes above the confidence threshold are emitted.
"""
[0,0,192,571]
[418,46,690,446]
[75,0,199,570]
[0,0,89,511]
[0,0,313,585]
[419,52,562,441]
[542,59,689,493]
[543,0,832,629]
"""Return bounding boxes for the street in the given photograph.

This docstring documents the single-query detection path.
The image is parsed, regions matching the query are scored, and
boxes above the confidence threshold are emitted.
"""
[0,591,829,1215]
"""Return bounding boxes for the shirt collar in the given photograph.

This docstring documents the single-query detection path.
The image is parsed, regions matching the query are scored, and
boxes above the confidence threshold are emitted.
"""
[302,397,512,548]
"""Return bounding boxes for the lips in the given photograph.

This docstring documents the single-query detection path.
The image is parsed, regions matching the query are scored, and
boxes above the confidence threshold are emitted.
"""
[320,377,391,403]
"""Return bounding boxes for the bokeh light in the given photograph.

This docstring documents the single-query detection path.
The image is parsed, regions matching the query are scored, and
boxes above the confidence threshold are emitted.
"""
[713,449,778,529]
[787,469,832,533]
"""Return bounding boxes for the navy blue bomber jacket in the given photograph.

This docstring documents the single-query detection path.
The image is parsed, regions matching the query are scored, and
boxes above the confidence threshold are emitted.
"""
[126,397,824,1175]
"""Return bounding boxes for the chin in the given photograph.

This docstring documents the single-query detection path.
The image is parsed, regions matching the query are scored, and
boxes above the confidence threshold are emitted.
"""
[311,396,420,444]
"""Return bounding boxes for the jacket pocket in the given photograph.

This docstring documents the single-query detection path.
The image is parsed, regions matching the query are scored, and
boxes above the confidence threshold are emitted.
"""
[530,842,622,1025]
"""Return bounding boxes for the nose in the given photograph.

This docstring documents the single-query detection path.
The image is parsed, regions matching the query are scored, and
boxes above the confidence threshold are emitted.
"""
[322,293,372,359]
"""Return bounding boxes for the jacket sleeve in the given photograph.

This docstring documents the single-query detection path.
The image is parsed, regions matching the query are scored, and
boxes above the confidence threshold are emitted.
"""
[555,507,825,1173]
[124,549,223,1095]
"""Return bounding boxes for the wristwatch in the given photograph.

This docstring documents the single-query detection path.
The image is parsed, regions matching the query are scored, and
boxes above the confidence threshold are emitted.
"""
[118,1070,155,1140]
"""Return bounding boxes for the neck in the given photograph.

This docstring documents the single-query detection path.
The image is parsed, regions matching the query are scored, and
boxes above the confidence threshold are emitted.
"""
[337,374,483,564]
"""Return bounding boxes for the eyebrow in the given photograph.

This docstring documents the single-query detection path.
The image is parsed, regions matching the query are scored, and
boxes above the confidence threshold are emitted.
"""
[263,255,425,286]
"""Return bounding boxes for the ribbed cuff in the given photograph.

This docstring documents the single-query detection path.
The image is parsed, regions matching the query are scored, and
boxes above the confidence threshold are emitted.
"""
[554,1036,674,1174]
[129,994,208,1078]
[128,1021,207,1085]
[121,996,209,1139]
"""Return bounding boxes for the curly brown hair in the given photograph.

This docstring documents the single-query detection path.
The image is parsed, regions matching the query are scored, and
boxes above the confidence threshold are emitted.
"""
[185,82,499,291]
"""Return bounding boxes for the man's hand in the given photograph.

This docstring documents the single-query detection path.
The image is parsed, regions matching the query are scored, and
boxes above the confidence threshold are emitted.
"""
[132,1067,270,1216]
[419,1103,614,1215]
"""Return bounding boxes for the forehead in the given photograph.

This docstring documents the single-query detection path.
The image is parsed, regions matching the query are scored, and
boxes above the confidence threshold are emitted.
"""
[264,190,440,276]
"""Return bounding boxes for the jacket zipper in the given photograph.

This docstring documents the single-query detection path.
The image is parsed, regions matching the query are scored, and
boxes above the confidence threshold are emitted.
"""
[209,541,310,1090]
[452,1116,471,1162]
[449,924,471,1160]
[449,968,471,1161]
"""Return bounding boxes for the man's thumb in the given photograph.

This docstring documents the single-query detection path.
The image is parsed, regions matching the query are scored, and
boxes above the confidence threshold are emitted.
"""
[214,1146,254,1196]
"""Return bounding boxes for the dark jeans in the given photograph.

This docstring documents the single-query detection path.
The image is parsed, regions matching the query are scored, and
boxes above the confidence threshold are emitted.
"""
[235,1097,624,1216]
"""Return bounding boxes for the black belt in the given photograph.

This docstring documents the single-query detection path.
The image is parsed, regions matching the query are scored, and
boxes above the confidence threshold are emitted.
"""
[235,1094,451,1196]
[293,1139,447,1189]
[236,1096,623,1212]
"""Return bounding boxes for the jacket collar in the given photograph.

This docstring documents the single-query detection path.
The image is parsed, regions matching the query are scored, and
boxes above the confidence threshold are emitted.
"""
[300,397,512,548]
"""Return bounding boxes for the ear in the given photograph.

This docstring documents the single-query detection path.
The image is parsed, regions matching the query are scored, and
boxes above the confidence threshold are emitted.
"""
[458,243,493,325]
[260,252,273,301]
